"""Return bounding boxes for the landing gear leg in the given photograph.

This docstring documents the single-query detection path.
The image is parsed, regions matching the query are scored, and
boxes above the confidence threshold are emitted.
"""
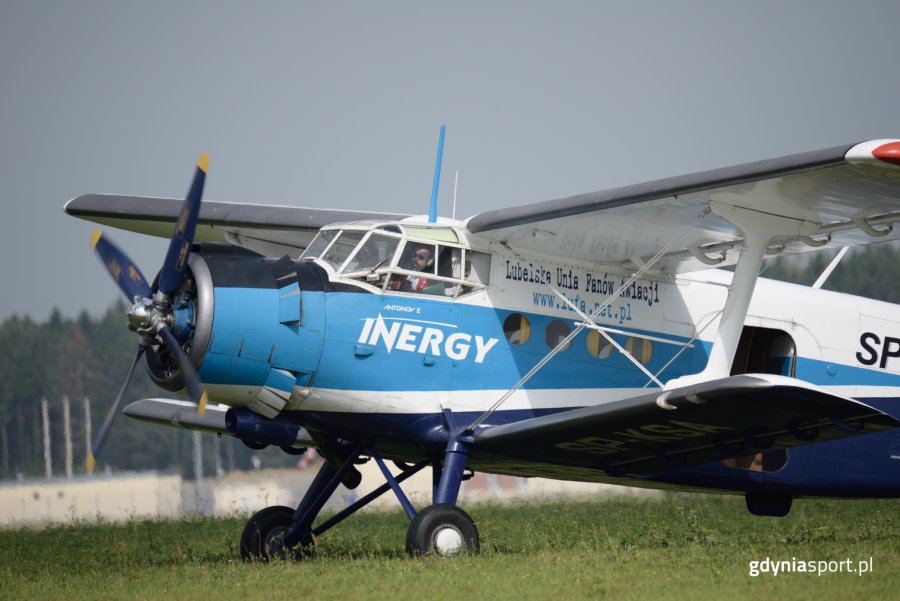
[240,458,342,561]
[282,441,367,551]
[406,433,479,556]
[239,441,365,561]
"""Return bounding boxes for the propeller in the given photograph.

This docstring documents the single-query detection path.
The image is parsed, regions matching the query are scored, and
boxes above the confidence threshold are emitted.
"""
[86,153,209,473]
[87,345,144,474]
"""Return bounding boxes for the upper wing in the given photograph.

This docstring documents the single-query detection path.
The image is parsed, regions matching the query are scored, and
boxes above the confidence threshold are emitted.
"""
[466,140,900,274]
[471,374,899,477]
[65,194,409,256]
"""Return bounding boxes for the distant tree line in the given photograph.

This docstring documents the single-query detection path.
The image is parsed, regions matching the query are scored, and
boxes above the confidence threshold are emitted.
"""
[0,300,291,480]
[1,240,898,480]
[761,240,900,304]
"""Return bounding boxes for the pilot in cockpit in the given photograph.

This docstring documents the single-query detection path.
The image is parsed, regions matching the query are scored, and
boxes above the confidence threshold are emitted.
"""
[388,246,433,292]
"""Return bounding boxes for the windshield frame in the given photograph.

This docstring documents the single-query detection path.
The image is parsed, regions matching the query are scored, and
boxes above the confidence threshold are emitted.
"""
[299,221,487,297]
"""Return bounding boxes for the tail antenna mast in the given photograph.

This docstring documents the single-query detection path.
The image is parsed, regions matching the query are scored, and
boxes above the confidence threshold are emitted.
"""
[428,124,446,223]
[452,170,459,221]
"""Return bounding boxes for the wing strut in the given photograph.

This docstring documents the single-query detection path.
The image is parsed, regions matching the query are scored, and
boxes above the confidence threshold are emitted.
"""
[465,207,712,432]
[812,246,849,289]
[665,200,818,388]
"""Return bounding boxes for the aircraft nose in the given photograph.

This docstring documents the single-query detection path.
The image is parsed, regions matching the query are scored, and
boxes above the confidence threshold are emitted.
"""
[162,252,328,414]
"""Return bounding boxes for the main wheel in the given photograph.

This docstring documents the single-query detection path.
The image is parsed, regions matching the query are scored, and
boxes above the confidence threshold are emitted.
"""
[406,504,479,557]
[240,505,296,561]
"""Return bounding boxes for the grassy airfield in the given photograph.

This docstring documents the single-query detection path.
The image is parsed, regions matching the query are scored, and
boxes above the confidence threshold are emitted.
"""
[2,494,899,600]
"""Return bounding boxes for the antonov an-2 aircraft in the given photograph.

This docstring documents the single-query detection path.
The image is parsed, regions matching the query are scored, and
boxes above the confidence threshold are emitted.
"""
[66,137,900,559]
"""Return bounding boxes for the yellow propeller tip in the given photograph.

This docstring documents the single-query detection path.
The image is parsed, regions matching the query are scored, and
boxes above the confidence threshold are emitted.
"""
[197,391,208,416]
[197,152,209,173]
[86,453,96,474]
[90,228,102,249]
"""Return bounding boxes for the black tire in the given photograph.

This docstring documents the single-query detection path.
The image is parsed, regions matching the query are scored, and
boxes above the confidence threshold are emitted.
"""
[406,504,479,557]
[240,505,296,561]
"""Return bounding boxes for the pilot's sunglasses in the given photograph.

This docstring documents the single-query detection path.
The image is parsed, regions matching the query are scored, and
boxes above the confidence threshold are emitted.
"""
[415,252,431,260]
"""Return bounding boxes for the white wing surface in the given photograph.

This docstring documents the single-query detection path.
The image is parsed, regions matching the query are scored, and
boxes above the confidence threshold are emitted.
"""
[466,140,900,274]
[65,194,408,256]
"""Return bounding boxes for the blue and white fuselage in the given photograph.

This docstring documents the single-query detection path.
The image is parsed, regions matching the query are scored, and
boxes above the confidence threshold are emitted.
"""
[169,218,900,497]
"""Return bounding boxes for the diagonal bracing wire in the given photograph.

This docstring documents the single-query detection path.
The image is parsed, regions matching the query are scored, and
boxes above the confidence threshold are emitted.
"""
[465,207,712,432]
[550,285,664,387]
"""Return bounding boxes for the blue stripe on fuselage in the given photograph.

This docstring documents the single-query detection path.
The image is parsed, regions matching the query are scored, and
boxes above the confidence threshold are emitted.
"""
[197,288,900,399]
[313,291,706,392]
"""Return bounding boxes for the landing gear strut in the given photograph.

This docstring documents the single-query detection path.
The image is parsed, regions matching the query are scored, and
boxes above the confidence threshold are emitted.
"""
[238,427,480,559]
[406,422,480,556]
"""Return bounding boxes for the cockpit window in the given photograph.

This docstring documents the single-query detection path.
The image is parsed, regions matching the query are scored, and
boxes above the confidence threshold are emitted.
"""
[300,230,338,260]
[388,242,439,293]
[343,234,399,273]
[321,231,365,270]
[302,223,490,298]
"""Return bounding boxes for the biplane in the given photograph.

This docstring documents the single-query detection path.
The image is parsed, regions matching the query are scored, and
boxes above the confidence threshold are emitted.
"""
[66,137,900,558]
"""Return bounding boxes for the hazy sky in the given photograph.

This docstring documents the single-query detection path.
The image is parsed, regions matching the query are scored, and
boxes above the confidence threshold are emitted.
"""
[2,1,900,322]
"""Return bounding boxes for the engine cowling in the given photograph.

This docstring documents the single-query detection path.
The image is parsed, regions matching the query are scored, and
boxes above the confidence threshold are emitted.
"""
[145,244,327,417]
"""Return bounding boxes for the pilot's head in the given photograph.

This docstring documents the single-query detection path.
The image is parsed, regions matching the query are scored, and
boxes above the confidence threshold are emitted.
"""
[412,247,432,271]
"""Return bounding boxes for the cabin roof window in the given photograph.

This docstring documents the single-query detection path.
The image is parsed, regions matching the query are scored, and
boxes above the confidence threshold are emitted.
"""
[402,226,459,243]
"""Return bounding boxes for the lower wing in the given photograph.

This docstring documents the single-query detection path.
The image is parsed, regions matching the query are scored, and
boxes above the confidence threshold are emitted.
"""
[473,374,898,477]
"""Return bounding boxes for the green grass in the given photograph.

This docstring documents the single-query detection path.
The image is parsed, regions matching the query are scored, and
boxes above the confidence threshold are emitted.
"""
[2,494,899,600]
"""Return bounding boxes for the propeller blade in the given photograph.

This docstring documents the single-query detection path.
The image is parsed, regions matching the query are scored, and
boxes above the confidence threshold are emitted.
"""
[157,153,208,296]
[157,325,209,415]
[91,229,153,301]
[87,345,145,473]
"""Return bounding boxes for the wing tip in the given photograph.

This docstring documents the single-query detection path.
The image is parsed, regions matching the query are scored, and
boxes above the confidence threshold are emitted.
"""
[846,139,900,167]
[872,141,900,167]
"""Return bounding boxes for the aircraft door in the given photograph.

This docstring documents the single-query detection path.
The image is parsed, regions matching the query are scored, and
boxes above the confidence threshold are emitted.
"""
[723,325,797,474]
[730,326,796,377]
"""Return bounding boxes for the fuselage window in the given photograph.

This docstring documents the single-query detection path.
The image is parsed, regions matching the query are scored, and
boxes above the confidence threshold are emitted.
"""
[545,320,572,351]
[586,330,614,359]
[626,337,653,365]
[503,314,531,345]
[465,251,491,285]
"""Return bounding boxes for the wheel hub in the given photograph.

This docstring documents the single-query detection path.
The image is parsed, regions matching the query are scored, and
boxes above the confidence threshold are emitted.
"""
[433,525,464,555]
